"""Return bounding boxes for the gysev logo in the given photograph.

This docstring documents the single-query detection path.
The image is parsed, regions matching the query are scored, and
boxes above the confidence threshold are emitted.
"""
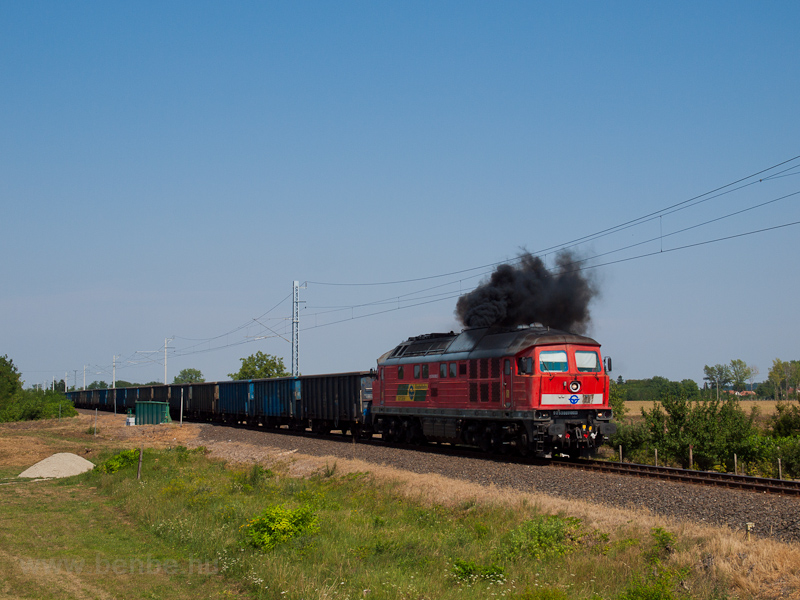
[396,384,428,402]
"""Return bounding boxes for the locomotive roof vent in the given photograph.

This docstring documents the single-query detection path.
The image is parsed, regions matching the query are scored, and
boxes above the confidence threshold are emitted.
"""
[516,322,547,330]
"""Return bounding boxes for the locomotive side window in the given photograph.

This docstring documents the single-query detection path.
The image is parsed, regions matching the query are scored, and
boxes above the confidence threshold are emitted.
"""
[539,351,568,373]
[440,363,447,378]
[422,364,429,378]
[518,357,533,375]
[398,366,404,379]
[414,365,420,379]
[450,363,458,378]
[504,359,511,376]
[575,351,601,372]
[459,363,467,376]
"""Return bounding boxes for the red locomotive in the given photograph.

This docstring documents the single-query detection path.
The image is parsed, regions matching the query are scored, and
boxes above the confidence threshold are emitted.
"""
[371,324,616,457]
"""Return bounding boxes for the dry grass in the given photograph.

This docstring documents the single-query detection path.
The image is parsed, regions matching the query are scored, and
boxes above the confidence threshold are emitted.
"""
[284,456,800,599]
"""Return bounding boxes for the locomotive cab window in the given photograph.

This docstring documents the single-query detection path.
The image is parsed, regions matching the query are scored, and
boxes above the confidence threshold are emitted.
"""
[518,357,533,375]
[539,351,568,373]
[575,351,601,372]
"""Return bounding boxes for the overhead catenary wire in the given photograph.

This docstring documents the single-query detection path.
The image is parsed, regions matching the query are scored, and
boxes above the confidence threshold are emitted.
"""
[70,154,800,378]
[307,154,800,287]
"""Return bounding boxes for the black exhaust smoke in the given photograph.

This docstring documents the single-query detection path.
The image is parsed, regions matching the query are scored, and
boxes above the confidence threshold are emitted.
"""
[455,251,597,334]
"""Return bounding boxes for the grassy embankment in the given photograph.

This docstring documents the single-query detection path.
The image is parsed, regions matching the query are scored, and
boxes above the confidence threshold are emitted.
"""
[2,416,800,599]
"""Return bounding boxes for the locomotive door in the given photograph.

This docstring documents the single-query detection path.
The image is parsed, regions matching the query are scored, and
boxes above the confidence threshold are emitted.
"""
[502,358,513,409]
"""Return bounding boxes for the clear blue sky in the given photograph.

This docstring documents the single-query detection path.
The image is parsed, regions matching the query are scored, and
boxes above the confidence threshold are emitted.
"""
[2,1,799,389]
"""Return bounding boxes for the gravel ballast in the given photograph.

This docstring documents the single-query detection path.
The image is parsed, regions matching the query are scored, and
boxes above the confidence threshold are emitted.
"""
[195,423,800,543]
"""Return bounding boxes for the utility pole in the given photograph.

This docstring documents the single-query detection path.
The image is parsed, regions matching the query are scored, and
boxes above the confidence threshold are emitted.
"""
[164,337,173,384]
[112,355,119,415]
[64,372,67,393]
[83,365,86,391]
[291,281,306,377]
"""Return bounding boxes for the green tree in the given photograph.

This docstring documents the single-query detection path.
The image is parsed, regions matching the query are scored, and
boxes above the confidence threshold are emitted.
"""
[728,359,752,393]
[87,380,109,390]
[228,352,290,380]
[770,402,800,437]
[173,368,205,384]
[608,380,627,421]
[0,355,23,404]
[767,359,799,401]
[642,394,756,469]
[703,364,732,401]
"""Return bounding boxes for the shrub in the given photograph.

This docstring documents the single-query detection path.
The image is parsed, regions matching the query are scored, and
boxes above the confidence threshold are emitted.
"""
[98,449,140,474]
[452,559,506,585]
[241,504,319,551]
[645,527,676,565]
[501,515,581,560]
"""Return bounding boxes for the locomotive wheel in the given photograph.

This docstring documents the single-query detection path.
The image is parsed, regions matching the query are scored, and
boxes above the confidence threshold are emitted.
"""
[489,426,505,453]
[479,427,493,453]
[517,432,530,457]
[405,421,425,445]
[387,419,403,443]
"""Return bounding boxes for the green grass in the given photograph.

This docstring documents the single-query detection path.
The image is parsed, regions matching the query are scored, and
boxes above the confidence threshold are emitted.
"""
[59,446,727,600]
[0,472,248,599]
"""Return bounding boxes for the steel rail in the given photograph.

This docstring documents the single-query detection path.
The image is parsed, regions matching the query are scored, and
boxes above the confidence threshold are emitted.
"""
[551,458,800,496]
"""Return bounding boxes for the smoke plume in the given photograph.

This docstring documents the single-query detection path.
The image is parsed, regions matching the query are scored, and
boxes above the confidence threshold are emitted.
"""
[455,251,598,334]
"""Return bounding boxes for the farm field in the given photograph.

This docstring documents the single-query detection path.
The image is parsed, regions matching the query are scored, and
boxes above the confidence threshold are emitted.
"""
[622,400,786,426]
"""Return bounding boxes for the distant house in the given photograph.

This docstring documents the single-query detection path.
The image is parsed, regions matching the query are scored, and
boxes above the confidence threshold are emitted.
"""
[723,390,756,397]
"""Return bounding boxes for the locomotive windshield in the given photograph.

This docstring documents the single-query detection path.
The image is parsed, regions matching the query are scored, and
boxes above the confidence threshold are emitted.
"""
[575,351,601,372]
[539,351,568,372]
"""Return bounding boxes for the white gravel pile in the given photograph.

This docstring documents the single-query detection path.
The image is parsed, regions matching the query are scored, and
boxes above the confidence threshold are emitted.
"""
[18,453,95,479]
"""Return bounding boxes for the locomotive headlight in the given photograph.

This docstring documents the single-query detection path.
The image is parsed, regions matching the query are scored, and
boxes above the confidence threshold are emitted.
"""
[569,380,581,393]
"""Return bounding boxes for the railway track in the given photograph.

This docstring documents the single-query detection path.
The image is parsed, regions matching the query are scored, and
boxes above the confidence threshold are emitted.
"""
[252,423,800,498]
[551,458,800,497]
[79,410,800,498]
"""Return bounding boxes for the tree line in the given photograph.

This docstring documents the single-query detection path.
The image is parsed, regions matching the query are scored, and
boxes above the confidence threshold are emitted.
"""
[614,357,799,402]
[609,383,800,479]
[0,355,78,422]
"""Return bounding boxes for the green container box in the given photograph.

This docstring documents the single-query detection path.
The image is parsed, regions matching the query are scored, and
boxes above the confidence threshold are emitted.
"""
[135,401,172,425]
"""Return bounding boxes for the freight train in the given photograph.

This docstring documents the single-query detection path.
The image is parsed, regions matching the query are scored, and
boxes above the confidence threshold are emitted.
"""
[67,325,616,458]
